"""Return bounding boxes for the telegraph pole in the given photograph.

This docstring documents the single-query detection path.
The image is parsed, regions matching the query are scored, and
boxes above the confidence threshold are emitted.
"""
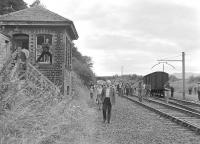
[182,52,185,100]
[157,52,186,100]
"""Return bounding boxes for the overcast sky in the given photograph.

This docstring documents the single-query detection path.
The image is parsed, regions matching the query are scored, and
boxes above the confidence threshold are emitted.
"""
[25,0,200,76]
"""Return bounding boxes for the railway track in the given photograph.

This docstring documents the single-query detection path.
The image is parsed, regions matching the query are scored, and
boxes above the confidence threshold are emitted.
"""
[147,96,200,115]
[169,97,200,111]
[122,95,200,134]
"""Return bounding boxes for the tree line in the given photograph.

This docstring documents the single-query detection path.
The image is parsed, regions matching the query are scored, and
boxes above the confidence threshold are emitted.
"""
[72,46,96,86]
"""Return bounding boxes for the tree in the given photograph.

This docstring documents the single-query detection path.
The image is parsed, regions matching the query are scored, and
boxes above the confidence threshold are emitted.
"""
[30,0,41,7]
[0,0,27,15]
[72,45,96,86]
[188,75,200,83]
[72,57,95,86]
[82,56,93,68]
[169,75,179,82]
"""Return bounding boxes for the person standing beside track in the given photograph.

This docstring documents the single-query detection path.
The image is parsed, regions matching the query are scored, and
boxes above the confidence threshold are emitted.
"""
[101,80,116,124]
[118,82,123,97]
[164,82,170,103]
[170,86,174,98]
[145,84,151,100]
[138,81,143,102]
[197,83,200,101]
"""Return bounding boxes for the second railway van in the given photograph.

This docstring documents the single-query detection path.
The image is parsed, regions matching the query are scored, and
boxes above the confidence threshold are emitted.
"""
[143,71,169,97]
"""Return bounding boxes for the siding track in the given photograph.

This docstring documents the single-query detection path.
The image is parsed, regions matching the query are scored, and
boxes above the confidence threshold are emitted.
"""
[151,96,200,114]
[122,95,200,134]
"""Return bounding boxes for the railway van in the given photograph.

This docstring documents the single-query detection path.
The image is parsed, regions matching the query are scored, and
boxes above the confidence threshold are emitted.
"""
[143,71,169,97]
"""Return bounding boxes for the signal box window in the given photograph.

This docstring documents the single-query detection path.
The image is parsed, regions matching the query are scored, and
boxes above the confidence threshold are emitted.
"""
[36,34,53,64]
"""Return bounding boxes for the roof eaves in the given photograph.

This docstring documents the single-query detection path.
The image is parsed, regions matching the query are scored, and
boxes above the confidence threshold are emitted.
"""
[69,21,79,40]
[0,21,71,26]
[42,7,71,22]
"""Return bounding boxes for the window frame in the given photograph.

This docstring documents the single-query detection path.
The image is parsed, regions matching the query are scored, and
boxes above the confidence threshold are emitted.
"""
[36,34,53,64]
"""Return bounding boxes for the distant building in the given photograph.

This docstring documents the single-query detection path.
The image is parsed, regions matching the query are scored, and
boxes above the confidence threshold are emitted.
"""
[0,6,78,95]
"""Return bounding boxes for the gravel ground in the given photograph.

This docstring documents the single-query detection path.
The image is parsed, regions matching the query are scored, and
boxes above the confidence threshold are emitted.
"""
[84,95,200,144]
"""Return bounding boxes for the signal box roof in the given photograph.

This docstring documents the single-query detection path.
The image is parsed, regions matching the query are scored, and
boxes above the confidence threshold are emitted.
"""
[0,6,78,40]
[0,6,70,22]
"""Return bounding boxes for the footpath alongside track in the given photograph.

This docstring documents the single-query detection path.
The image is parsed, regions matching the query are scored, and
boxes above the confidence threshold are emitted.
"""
[75,92,200,144]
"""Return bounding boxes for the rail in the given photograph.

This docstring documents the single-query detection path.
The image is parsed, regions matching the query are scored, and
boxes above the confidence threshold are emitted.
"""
[122,95,200,134]
[150,96,200,114]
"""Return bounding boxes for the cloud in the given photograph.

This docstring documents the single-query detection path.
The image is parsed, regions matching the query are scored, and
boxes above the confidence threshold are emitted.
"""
[24,0,200,75]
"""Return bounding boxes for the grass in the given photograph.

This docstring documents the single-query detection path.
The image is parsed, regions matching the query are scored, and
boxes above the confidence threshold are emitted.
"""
[0,70,91,144]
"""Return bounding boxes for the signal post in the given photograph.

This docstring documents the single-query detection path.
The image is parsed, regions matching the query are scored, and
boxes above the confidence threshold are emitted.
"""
[158,52,186,100]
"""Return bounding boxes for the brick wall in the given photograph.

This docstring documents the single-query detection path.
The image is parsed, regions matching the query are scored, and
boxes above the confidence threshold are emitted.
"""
[1,26,73,95]
[0,33,10,70]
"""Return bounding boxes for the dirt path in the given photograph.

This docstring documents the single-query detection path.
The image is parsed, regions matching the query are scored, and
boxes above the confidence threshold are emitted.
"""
[75,91,113,144]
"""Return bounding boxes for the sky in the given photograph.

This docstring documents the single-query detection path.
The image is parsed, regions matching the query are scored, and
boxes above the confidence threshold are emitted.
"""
[24,0,200,76]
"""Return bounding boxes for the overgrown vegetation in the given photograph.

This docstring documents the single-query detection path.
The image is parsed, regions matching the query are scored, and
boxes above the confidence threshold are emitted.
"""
[169,75,179,82]
[72,45,96,87]
[0,0,27,15]
[188,75,200,83]
[0,63,91,143]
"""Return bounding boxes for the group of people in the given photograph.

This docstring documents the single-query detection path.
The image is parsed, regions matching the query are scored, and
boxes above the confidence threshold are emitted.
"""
[89,79,200,123]
[116,82,138,97]
[188,85,200,101]
[188,86,200,95]
[89,80,115,124]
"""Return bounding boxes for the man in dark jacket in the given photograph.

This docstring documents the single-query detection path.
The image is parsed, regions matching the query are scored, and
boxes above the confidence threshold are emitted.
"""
[197,83,200,101]
[170,86,174,97]
[36,38,52,64]
[101,80,115,124]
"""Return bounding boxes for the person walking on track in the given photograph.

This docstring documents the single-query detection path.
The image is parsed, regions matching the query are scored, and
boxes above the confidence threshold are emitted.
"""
[90,85,94,99]
[101,80,116,124]
[96,84,103,110]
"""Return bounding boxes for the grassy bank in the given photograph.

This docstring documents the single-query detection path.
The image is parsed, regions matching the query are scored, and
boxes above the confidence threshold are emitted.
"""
[0,75,92,144]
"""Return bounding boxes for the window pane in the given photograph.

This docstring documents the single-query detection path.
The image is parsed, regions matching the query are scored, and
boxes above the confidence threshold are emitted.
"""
[45,34,52,44]
[37,35,44,45]
[36,34,53,64]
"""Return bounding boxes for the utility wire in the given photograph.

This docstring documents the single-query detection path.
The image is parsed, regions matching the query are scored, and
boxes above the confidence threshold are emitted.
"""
[159,54,181,61]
